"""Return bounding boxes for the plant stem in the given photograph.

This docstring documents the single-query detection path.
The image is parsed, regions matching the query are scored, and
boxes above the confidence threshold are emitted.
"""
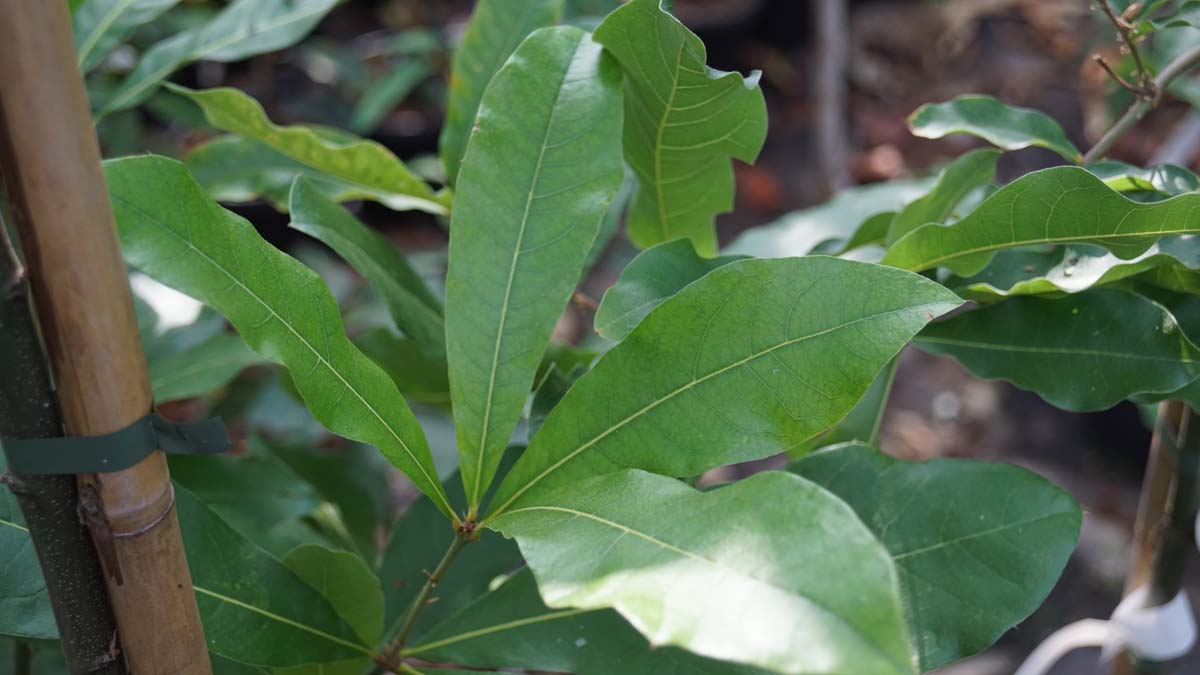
[1083,45,1200,162]
[0,205,125,674]
[371,533,472,673]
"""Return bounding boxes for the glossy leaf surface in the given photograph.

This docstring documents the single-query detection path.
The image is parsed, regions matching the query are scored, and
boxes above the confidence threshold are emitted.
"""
[882,167,1200,276]
[289,178,445,359]
[595,239,745,341]
[170,85,449,215]
[594,0,767,255]
[439,0,564,185]
[105,155,453,518]
[489,256,961,516]
[907,96,1080,162]
[790,443,1080,671]
[916,289,1200,411]
[491,470,914,675]
[445,27,624,511]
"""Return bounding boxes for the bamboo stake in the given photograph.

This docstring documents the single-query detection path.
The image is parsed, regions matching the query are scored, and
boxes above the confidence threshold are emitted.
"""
[0,211,125,674]
[0,3,210,673]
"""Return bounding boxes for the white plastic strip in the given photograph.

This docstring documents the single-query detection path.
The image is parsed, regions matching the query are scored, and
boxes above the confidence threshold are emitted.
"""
[1014,587,1196,675]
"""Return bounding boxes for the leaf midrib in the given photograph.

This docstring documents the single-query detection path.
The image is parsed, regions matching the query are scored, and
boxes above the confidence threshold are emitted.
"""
[194,585,371,655]
[403,608,589,656]
[487,300,955,519]
[76,0,138,66]
[916,335,1199,363]
[113,194,452,517]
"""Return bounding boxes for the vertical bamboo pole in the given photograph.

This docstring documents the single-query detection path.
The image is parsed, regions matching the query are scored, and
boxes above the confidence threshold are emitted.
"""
[0,3,211,673]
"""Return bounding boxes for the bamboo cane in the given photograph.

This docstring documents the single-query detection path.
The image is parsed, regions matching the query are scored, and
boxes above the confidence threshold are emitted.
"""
[0,3,211,673]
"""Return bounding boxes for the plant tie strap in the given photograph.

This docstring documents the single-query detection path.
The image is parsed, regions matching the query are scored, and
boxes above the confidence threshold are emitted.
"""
[1013,586,1197,675]
[0,412,229,475]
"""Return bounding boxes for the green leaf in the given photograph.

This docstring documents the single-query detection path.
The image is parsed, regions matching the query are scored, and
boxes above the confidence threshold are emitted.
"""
[439,0,564,185]
[149,331,264,401]
[0,455,55,640]
[882,166,1200,276]
[176,484,370,667]
[593,0,768,255]
[98,0,338,115]
[105,155,454,519]
[407,569,771,674]
[595,239,745,341]
[488,257,962,517]
[907,95,1081,162]
[350,59,434,135]
[289,178,445,359]
[841,210,897,253]
[1151,0,1200,31]
[788,359,896,456]
[951,238,1200,301]
[916,288,1200,411]
[887,149,999,243]
[726,178,935,258]
[169,85,449,215]
[169,438,326,556]
[73,0,181,72]
[790,443,1081,671]
[1087,161,1200,198]
[445,27,625,512]
[265,439,395,564]
[490,469,914,675]
[380,472,523,641]
[529,364,586,439]
[356,329,450,405]
[282,545,383,646]
[184,135,354,211]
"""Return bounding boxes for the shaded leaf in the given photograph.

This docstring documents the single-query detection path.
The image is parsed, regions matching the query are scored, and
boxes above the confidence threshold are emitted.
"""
[916,288,1200,411]
[73,0,181,72]
[439,0,564,185]
[790,443,1081,671]
[282,545,383,646]
[529,364,586,440]
[350,59,434,135]
[289,178,445,359]
[788,359,896,456]
[1087,161,1200,198]
[446,27,625,512]
[0,454,55,640]
[488,257,961,516]
[105,155,454,519]
[594,0,767,255]
[491,469,914,675]
[882,166,1200,276]
[99,0,338,115]
[727,178,934,258]
[176,485,370,667]
[356,329,450,406]
[907,95,1080,162]
[407,569,771,674]
[595,239,745,341]
[149,331,264,401]
[184,135,353,211]
[170,85,449,215]
[887,149,999,243]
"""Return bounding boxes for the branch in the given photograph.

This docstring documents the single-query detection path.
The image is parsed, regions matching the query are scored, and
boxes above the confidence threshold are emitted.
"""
[1083,44,1200,163]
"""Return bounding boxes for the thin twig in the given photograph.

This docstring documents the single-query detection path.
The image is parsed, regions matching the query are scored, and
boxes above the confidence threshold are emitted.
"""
[1093,54,1145,96]
[1097,0,1155,95]
[1083,44,1200,162]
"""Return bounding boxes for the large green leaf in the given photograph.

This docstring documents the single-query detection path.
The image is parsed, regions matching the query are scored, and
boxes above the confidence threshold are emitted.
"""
[445,26,625,513]
[73,0,181,72]
[790,443,1080,671]
[439,0,564,185]
[105,155,454,519]
[356,329,450,406]
[726,178,934,258]
[169,85,449,215]
[1087,161,1200,198]
[595,239,745,341]
[882,166,1200,276]
[788,359,896,456]
[98,0,338,115]
[907,96,1081,162]
[0,455,55,640]
[184,135,355,211]
[951,237,1200,301]
[593,0,767,255]
[491,469,914,674]
[289,178,445,359]
[149,331,264,401]
[887,149,998,243]
[487,257,962,517]
[916,288,1200,411]
[407,569,771,674]
[282,545,383,646]
[176,485,370,667]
